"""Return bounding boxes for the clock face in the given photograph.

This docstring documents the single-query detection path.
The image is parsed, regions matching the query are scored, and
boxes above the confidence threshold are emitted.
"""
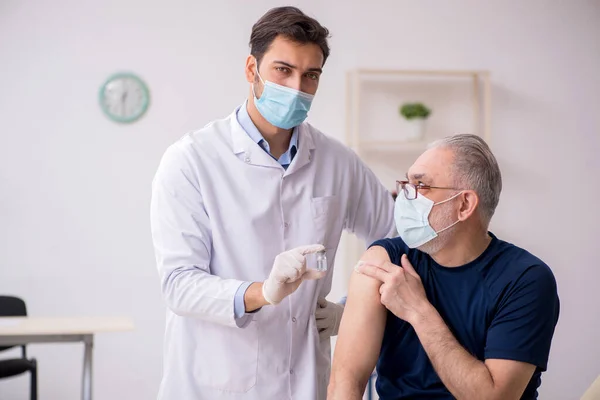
[99,73,150,123]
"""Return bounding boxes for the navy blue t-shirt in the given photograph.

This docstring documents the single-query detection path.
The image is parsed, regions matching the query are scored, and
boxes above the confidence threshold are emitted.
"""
[370,233,559,400]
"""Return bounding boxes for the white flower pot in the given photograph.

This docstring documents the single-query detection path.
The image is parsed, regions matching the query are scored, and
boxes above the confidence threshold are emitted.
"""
[405,118,426,141]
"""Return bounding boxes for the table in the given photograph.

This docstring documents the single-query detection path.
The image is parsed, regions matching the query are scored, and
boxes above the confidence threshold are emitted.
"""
[0,316,134,400]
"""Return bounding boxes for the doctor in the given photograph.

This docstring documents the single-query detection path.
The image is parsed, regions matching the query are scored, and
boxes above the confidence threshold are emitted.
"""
[150,6,395,400]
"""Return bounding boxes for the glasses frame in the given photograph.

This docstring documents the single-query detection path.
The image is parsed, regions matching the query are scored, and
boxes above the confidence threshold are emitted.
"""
[396,180,464,200]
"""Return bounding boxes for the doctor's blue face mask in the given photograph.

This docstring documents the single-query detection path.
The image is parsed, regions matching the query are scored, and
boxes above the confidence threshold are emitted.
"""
[252,65,314,130]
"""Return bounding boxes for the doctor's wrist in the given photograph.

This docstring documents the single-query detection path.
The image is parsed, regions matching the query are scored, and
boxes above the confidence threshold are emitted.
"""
[244,282,269,312]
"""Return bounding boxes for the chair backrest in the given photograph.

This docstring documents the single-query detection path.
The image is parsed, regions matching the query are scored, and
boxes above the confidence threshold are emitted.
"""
[0,296,27,317]
[0,296,27,353]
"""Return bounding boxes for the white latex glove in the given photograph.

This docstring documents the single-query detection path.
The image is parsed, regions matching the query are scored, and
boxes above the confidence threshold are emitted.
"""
[315,297,344,341]
[262,244,326,305]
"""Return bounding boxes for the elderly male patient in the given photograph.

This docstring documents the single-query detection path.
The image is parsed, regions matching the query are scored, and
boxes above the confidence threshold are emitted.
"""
[328,134,559,400]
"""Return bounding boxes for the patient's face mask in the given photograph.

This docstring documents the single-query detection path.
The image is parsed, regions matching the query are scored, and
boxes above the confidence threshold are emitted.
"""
[252,67,314,130]
[394,191,463,249]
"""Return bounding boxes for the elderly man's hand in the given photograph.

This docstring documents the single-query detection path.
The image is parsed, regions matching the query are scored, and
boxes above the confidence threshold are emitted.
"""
[355,254,432,325]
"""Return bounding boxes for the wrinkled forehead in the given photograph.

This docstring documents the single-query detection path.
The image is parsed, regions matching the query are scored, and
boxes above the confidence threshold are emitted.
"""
[407,147,455,185]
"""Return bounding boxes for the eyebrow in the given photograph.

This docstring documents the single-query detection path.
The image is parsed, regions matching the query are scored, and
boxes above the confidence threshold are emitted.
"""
[407,172,427,181]
[273,60,323,74]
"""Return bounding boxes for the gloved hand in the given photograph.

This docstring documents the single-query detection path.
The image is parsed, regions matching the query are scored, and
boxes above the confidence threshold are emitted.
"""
[262,244,326,305]
[315,297,344,341]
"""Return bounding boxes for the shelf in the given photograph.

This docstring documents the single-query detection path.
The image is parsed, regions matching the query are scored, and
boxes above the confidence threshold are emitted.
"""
[345,68,492,146]
[342,68,492,287]
[354,69,490,77]
[354,140,429,153]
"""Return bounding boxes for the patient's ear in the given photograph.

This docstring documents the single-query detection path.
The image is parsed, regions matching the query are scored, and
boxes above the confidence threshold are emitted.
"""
[457,190,479,221]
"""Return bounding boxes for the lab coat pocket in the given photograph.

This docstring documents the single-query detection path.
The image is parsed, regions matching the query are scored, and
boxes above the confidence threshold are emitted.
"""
[194,319,258,392]
[310,196,339,245]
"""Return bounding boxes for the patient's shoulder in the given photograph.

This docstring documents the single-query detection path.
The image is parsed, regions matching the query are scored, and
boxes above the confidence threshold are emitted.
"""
[368,237,409,265]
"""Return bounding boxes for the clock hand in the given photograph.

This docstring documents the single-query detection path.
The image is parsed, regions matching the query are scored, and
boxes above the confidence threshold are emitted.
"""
[121,91,127,116]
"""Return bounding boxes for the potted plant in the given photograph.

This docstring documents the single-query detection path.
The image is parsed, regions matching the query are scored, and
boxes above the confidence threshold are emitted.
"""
[399,102,431,141]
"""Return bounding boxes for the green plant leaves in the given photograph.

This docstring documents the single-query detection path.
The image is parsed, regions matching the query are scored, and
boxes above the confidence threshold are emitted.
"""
[399,103,431,119]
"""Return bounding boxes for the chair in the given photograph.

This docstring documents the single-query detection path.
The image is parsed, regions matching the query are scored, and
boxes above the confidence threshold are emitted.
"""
[366,370,377,400]
[0,296,38,400]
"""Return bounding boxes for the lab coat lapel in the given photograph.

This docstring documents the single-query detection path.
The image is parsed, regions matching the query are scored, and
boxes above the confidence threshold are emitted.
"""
[230,110,281,169]
[285,123,315,176]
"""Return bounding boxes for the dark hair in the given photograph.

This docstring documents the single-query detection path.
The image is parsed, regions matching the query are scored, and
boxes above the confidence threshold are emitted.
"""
[249,7,331,67]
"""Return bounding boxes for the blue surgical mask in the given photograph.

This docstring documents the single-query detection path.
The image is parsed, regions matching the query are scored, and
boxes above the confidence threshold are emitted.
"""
[394,191,462,248]
[253,68,314,129]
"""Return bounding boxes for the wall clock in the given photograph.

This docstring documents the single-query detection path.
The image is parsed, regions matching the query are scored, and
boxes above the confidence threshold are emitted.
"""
[99,72,150,123]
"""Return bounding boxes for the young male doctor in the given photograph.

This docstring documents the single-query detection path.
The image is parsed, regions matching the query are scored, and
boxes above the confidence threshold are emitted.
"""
[150,6,395,399]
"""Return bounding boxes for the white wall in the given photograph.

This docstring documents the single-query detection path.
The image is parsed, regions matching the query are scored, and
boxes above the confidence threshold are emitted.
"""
[0,0,598,399]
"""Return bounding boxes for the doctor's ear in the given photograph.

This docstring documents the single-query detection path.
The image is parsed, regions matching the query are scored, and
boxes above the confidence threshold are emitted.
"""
[457,190,479,222]
[245,55,258,84]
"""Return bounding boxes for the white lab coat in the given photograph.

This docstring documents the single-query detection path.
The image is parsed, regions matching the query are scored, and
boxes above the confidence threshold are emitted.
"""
[150,105,395,400]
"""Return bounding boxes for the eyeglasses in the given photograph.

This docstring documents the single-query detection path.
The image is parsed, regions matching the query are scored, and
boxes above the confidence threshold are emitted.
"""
[396,180,464,200]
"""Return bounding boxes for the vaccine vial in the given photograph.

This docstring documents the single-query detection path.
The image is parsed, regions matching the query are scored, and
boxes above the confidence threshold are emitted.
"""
[316,250,328,272]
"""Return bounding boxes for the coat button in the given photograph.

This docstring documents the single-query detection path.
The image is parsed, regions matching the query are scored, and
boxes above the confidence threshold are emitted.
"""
[292,317,297,323]
[283,222,289,228]
[290,369,294,375]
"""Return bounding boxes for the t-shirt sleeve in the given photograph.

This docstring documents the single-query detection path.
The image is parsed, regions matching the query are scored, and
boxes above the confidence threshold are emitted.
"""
[369,238,407,265]
[484,263,560,371]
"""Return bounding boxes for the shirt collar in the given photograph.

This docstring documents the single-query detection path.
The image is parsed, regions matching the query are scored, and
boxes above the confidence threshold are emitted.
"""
[236,101,298,164]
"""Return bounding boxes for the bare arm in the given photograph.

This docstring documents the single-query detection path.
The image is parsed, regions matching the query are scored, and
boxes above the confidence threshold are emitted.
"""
[328,246,390,400]
[414,307,536,400]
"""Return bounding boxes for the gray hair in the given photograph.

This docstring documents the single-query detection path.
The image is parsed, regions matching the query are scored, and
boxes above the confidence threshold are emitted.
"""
[428,134,502,224]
